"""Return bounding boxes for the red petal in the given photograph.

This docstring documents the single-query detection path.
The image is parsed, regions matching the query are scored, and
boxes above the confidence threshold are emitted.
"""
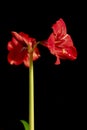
[12,37,19,46]
[33,48,40,60]
[7,45,27,65]
[7,41,13,51]
[19,32,30,39]
[7,38,19,51]
[12,31,31,46]
[46,33,55,54]
[11,31,24,41]
[12,31,36,47]
[55,34,74,47]
[23,54,30,67]
[56,46,77,60]
[62,46,77,60]
[52,18,67,38]
[19,32,32,45]
[54,55,60,65]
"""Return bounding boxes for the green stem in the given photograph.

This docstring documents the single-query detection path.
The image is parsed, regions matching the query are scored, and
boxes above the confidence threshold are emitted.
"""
[29,52,34,130]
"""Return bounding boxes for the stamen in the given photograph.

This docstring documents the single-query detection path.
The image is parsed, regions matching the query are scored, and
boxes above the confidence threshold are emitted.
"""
[62,49,67,54]
[10,61,14,64]
[20,47,27,52]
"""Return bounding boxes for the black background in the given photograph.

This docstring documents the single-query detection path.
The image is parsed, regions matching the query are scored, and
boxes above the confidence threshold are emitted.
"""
[0,1,86,130]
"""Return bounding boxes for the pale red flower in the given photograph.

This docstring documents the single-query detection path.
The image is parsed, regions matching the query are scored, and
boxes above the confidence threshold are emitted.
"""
[7,31,40,67]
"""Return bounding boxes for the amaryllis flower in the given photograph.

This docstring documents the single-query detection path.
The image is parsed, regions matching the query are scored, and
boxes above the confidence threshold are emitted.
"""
[7,31,40,67]
[43,18,77,64]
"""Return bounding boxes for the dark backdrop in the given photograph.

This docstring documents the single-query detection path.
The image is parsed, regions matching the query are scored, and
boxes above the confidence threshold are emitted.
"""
[0,1,86,130]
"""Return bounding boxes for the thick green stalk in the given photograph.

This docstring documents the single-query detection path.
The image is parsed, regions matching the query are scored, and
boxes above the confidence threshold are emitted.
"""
[29,52,34,130]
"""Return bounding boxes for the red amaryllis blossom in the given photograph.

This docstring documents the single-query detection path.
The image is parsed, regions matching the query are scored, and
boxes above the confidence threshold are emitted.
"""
[7,31,40,67]
[43,18,77,64]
